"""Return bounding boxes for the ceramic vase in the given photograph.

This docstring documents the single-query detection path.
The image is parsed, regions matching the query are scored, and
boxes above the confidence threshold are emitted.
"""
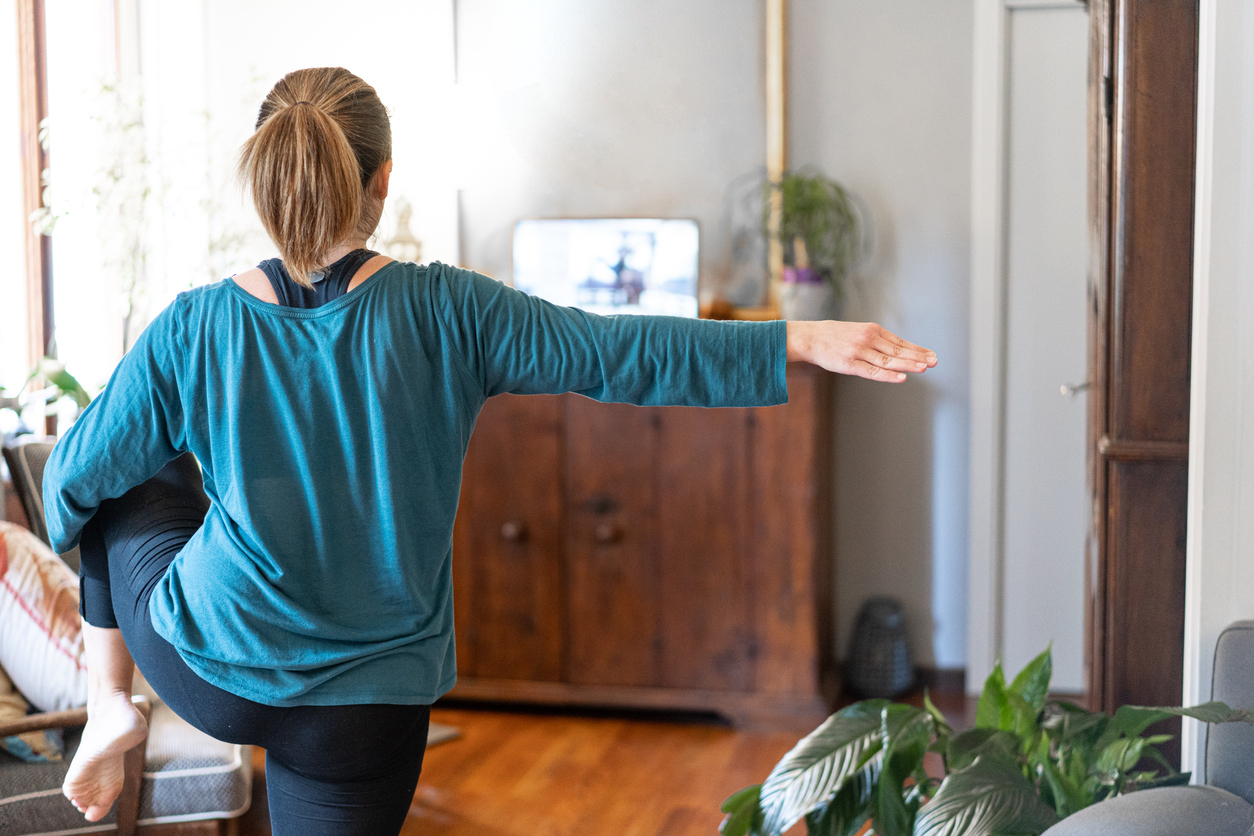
[780,267,837,320]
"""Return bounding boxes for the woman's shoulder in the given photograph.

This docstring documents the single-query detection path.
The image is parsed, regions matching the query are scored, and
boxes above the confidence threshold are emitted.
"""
[416,261,511,296]
[230,267,278,304]
[379,260,485,303]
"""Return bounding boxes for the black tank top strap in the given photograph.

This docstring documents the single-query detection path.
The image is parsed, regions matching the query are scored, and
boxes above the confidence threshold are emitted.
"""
[258,249,380,309]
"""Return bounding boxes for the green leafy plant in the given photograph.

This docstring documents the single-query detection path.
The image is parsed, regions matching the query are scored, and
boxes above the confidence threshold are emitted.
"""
[763,168,859,300]
[721,648,1254,836]
[26,358,91,409]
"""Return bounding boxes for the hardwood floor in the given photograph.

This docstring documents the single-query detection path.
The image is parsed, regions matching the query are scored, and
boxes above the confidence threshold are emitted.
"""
[407,708,800,835]
[238,689,974,836]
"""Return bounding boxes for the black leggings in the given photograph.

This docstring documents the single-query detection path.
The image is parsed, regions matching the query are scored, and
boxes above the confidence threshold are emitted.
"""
[77,455,430,836]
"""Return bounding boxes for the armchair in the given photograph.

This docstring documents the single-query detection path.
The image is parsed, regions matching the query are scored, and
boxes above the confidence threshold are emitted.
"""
[1,439,253,836]
[0,697,151,836]
[1043,621,1254,836]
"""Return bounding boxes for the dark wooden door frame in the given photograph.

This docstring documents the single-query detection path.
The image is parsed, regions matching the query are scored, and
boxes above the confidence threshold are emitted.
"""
[1086,0,1199,765]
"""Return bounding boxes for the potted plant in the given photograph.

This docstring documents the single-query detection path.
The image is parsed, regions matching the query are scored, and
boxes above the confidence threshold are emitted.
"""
[765,168,859,320]
[720,648,1254,836]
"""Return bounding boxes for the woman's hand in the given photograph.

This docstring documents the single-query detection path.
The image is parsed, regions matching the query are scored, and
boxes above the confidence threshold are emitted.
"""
[786,320,937,382]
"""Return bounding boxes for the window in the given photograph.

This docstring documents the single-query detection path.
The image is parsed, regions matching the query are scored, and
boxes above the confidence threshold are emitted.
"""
[13,0,459,408]
[0,0,28,393]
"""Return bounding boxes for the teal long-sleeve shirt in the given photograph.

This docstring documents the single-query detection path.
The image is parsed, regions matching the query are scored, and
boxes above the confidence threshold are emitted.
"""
[43,261,788,706]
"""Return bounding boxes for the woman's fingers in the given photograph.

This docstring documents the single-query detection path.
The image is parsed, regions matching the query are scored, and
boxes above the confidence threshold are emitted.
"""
[877,324,933,354]
[873,328,937,366]
[862,348,930,373]
[849,359,908,382]
[872,335,936,367]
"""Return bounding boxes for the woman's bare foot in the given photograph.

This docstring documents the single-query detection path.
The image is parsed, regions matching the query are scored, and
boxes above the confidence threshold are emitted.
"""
[62,689,148,821]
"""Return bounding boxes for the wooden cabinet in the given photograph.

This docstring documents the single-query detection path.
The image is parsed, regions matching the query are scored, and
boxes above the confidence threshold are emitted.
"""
[448,364,836,728]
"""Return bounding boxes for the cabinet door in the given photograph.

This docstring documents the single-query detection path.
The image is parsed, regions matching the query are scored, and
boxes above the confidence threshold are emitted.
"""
[453,394,565,681]
[564,398,660,687]
[751,365,834,698]
[655,407,752,691]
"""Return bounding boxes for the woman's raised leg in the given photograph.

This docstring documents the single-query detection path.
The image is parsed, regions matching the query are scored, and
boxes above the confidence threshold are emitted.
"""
[63,453,207,822]
[61,453,433,833]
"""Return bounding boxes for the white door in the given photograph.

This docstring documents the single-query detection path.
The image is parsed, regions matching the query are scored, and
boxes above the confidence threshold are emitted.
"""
[1000,3,1090,692]
[969,0,1091,695]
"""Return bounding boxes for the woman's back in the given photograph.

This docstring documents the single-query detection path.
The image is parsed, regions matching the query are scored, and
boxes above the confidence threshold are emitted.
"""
[44,260,788,706]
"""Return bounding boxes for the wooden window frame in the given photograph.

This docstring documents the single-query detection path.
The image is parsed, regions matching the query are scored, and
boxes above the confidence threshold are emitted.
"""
[17,0,51,368]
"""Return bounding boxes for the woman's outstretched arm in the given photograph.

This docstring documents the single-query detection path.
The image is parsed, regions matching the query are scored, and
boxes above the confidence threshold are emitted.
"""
[785,320,937,381]
[434,264,936,407]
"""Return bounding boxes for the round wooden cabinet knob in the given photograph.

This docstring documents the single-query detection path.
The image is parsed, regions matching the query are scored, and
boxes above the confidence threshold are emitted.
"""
[594,522,621,544]
[500,520,528,542]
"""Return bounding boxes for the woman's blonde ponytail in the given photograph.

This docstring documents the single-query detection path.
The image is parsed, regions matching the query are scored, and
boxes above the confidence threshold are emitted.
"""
[237,68,391,287]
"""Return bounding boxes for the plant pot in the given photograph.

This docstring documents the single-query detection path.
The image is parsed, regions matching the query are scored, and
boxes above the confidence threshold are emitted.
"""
[780,273,837,321]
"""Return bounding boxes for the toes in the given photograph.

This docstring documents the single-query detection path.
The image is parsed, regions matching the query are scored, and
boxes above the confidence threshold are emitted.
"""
[64,780,116,820]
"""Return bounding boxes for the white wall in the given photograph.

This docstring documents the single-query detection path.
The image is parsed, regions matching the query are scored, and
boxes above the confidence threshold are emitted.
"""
[453,0,977,672]
[1181,0,1254,776]
[454,0,765,296]
[790,0,974,669]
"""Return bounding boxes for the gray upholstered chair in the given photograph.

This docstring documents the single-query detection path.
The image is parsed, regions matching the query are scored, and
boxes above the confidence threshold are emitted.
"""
[2,438,64,560]
[1,439,254,836]
[1043,621,1254,836]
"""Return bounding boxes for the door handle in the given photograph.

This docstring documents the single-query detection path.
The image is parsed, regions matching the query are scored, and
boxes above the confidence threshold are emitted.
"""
[500,520,528,542]
[1060,381,1091,397]
[594,522,622,544]
[585,494,618,515]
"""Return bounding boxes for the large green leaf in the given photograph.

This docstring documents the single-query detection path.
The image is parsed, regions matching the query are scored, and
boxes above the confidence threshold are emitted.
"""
[977,664,1013,731]
[1114,702,1254,738]
[1096,737,1145,776]
[805,763,879,836]
[1009,648,1053,713]
[872,707,930,836]
[720,785,765,836]
[882,705,929,767]
[1037,754,1086,817]
[913,754,1060,836]
[758,700,889,834]
[1006,690,1041,740]
[947,728,1020,772]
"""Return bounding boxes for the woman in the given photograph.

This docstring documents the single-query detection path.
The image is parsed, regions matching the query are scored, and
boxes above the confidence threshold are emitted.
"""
[44,67,935,835]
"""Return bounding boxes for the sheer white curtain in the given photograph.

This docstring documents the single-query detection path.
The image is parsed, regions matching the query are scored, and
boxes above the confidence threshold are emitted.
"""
[38,0,458,399]
[0,0,29,396]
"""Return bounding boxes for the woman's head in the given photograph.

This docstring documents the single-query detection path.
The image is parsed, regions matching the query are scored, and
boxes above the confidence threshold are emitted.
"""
[238,68,392,286]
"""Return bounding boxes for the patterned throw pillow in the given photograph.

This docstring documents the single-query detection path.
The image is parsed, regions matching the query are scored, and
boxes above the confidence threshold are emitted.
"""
[0,521,87,712]
[0,665,64,762]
